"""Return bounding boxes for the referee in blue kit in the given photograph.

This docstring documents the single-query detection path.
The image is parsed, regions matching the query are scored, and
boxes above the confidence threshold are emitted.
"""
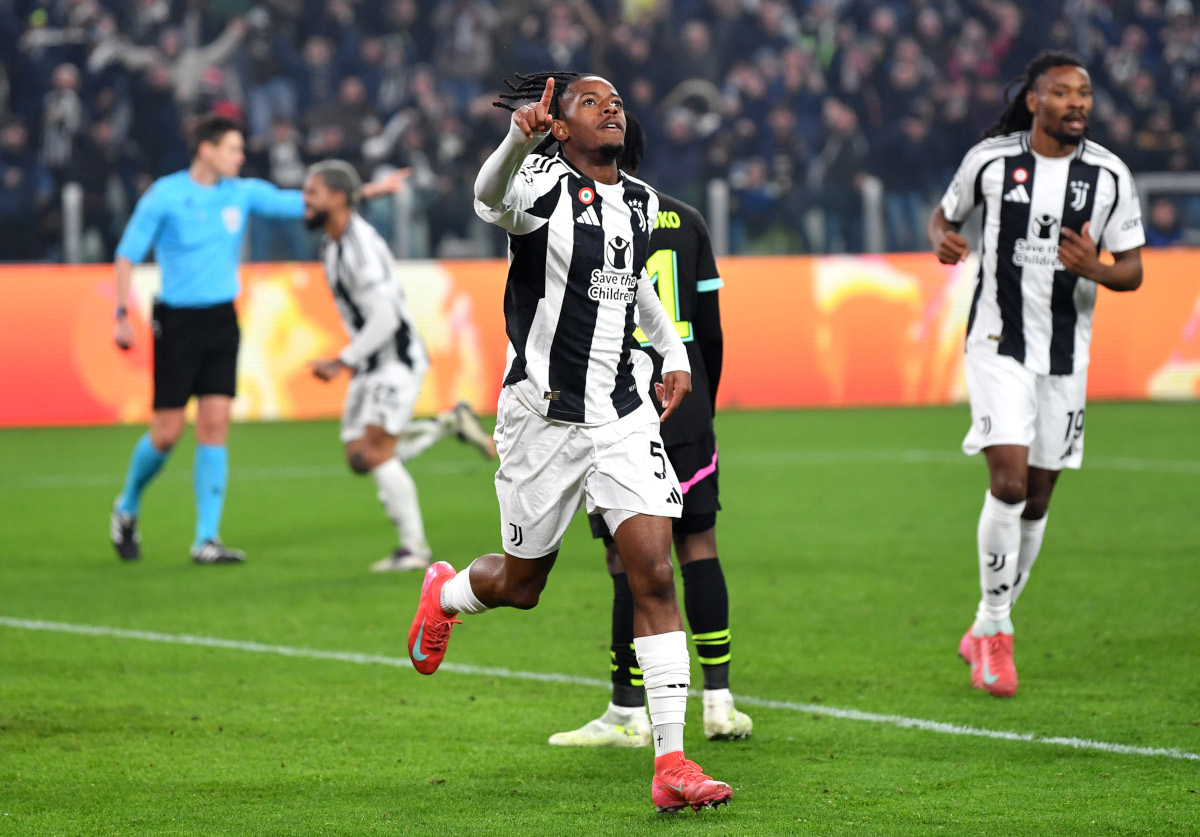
[108,114,398,564]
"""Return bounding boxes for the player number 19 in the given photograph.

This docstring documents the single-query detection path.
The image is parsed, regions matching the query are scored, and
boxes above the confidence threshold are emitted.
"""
[1064,409,1085,441]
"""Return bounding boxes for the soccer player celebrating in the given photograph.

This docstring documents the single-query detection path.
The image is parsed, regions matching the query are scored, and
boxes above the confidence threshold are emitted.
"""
[109,115,404,564]
[928,52,1144,697]
[406,73,732,813]
[550,115,751,747]
[302,160,496,573]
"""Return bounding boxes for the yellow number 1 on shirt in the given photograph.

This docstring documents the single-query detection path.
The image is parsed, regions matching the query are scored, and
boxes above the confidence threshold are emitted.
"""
[632,248,693,346]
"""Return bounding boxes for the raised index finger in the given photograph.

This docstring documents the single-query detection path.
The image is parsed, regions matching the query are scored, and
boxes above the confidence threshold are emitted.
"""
[540,77,554,110]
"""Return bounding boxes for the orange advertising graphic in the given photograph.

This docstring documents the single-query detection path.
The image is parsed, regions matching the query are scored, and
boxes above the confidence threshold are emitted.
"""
[1,252,1196,428]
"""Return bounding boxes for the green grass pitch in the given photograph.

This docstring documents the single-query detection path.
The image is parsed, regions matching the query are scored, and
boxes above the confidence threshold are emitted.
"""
[1,403,1198,835]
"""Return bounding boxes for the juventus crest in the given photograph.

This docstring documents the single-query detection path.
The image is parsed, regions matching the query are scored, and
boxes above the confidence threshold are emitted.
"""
[1069,179,1090,212]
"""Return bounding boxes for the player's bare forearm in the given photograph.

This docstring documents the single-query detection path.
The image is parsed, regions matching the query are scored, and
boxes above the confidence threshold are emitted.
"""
[1093,252,1142,291]
[928,206,969,264]
[1085,249,1142,292]
[114,257,134,307]
[113,257,135,350]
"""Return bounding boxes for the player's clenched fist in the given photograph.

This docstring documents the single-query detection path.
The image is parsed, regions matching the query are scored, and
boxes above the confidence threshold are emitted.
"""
[935,230,970,265]
[513,77,555,138]
[114,316,134,351]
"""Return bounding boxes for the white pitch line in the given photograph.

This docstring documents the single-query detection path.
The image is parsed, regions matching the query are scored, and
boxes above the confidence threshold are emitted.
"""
[7,449,1200,490]
[2,616,1196,763]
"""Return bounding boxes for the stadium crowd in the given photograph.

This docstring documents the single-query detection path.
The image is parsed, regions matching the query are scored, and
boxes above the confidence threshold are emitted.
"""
[1,0,1198,262]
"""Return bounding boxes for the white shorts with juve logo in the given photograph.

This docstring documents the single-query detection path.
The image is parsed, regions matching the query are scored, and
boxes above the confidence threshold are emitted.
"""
[340,360,427,444]
[493,387,683,559]
[962,348,1089,470]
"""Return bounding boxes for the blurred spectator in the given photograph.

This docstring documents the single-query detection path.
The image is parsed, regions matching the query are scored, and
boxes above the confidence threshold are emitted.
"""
[297,36,339,115]
[128,61,188,176]
[40,62,84,181]
[1145,196,1186,247]
[431,0,495,110]
[873,109,939,253]
[809,98,869,253]
[645,107,708,210]
[729,155,784,253]
[0,118,53,261]
[62,118,145,261]
[246,116,312,261]
[6,0,1200,262]
[240,5,300,140]
[89,17,246,114]
[304,74,376,160]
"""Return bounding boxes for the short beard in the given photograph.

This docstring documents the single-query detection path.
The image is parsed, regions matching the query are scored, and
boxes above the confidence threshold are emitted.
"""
[598,141,624,162]
[1047,125,1084,147]
[304,210,329,231]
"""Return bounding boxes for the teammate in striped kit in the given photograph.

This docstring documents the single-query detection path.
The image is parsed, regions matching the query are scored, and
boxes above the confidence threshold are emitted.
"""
[928,52,1145,697]
[109,116,405,565]
[302,161,496,574]
[550,115,751,748]
[405,73,732,813]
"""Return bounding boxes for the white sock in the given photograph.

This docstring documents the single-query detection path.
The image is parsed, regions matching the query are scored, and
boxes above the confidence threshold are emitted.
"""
[395,418,450,461]
[1010,515,1048,609]
[371,458,430,557]
[634,631,690,758]
[975,491,1025,624]
[439,561,489,615]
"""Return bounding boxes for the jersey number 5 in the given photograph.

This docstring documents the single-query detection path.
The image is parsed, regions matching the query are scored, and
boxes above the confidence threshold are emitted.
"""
[632,248,693,347]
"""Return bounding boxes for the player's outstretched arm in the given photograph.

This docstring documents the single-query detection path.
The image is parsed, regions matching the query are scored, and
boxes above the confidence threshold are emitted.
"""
[360,168,411,200]
[1059,222,1143,291]
[308,358,348,381]
[475,77,554,208]
[928,206,970,265]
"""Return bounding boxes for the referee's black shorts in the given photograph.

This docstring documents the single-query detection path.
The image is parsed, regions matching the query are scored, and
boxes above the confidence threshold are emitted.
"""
[589,426,721,541]
[151,300,240,410]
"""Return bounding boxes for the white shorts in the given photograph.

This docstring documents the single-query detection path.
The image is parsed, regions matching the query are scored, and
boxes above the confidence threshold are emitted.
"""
[493,388,683,559]
[962,349,1088,470]
[340,361,427,444]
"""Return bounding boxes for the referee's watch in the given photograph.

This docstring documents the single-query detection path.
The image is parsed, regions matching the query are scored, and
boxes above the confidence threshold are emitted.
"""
[115,305,128,320]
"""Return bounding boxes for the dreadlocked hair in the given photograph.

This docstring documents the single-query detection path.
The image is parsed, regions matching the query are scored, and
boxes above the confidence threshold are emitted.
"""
[981,50,1087,140]
[494,71,587,154]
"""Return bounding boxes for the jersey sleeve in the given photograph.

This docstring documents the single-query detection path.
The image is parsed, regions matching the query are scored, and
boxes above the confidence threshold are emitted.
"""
[939,144,989,224]
[336,237,401,367]
[337,282,400,367]
[474,159,562,235]
[1098,163,1145,253]
[115,182,167,263]
[636,267,690,376]
[243,178,305,219]
[474,122,563,235]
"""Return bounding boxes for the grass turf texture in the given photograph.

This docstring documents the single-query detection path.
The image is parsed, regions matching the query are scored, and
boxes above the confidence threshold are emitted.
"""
[1,403,1198,835]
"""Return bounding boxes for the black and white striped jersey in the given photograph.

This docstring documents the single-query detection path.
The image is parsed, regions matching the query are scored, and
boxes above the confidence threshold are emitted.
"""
[321,214,426,373]
[941,131,1145,375]
[475,151,688,424]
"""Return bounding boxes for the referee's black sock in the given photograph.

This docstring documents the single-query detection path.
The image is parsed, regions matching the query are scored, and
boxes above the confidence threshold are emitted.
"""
[609,573,645,708]
[681,557,732,691]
